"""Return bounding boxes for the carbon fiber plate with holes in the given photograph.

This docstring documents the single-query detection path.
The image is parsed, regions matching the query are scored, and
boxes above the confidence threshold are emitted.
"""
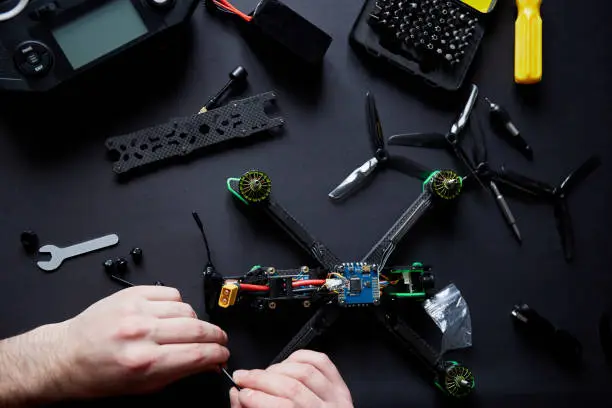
[105,92,284,175]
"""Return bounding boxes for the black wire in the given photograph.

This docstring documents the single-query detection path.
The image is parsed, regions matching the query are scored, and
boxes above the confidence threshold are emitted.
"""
[192,211,213,266]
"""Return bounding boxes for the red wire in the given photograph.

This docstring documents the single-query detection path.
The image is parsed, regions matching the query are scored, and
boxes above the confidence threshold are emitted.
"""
[239,283,270,292]
[293,280,326,287]
[239,280,327,292]
[212,0,253,22]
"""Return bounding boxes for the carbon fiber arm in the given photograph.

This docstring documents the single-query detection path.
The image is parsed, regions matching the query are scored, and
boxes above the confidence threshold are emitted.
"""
[227,178,342,271]
[271,304,341,364]
[105,92,284,175]
[361,190,434,269]
[264,199,343,271]
[374,307,442,375]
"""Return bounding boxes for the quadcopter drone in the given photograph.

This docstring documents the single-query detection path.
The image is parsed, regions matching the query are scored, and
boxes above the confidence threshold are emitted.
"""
[202,165,474,398]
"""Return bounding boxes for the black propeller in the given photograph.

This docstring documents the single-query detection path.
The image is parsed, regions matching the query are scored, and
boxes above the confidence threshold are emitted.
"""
[329,92,434,200]
[498,156,601,261]
[388,84,481,185]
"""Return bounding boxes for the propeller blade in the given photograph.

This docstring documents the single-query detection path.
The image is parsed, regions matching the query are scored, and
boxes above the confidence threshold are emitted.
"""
[497,166,556,198]
[387,133,447,148]
[554,199,575,262]
[388,154,434,181]
[329,157,379,200]
[472,108,489,165]
[450,84,479,137]
[366,92,385,152]
[451,143,488,190]
[559,156,601,195]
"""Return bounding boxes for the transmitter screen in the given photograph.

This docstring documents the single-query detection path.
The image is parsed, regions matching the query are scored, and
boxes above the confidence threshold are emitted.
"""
[52,0,148,69]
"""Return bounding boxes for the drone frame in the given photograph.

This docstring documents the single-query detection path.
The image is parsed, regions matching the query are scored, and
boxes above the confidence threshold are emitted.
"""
[203,168,474,398]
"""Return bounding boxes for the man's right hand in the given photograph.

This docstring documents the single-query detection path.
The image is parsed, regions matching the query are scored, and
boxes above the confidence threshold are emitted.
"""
[57,285,229,398]
[0,285,229,405]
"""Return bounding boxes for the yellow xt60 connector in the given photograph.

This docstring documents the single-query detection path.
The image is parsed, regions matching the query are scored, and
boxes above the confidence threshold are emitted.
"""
[515,0,542,84]
[218,283,239,308]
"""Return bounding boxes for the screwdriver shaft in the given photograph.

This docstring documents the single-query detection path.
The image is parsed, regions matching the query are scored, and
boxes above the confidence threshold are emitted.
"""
[221,367,241,390]
[489,181,522,242]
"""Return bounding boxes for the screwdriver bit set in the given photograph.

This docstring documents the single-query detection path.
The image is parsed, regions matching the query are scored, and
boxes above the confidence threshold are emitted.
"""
[350,0,486,90]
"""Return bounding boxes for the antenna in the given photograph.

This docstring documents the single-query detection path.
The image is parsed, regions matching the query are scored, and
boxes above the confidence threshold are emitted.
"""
[192,211,213,267]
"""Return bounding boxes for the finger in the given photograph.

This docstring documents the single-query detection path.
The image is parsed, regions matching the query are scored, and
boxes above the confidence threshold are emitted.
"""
[230,387,243,408]
[124,285,182,301]
[151,343,230,379]
[237,388,293,408]
[286,350,344,385]
[148,301,197,319]
[151,318,228,345]
[233,369,320,407]
[266,362,333,401]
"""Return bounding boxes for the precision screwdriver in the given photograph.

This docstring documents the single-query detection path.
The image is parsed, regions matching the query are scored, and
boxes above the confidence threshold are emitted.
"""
[484,97,533,161]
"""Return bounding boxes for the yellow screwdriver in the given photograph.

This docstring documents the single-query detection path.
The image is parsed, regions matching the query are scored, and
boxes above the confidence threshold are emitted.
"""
[515,0,542,84]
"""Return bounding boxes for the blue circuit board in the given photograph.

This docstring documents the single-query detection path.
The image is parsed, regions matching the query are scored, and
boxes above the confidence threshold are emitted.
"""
[337,263,380,306]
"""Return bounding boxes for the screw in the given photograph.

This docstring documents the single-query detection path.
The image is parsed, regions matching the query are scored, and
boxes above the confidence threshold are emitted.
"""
[116,258,129,275]
[130,247,143,265]
[154,280,165,286]
[20,230,39,254]
[303,300,311,308]
[103,259,115,274]
[268,301,277,310]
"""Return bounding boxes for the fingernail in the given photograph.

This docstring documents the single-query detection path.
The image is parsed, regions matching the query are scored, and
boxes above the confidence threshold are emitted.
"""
[233,370,247,381]
[239,388,252,397]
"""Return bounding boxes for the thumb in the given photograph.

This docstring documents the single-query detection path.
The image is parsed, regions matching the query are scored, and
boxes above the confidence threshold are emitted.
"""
[230,387,243,408]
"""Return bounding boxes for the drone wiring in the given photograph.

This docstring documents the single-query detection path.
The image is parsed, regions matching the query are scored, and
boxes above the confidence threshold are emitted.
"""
[210,0,253,22]
[238,279,326,292]
[328,272,349,281]
[379,273,399,285]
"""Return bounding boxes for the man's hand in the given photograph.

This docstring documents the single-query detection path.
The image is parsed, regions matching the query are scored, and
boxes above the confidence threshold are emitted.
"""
[0,286,229,405]
[229,350,353,408]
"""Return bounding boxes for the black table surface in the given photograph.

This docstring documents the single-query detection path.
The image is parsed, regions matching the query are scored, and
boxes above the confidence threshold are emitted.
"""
[1,1,611,407]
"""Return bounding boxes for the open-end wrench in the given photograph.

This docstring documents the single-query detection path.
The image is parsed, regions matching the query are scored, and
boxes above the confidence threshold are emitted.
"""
[37,234,119,272]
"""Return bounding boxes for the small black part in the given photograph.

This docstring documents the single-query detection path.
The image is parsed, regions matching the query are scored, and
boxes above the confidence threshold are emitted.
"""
[116,258,129,275]
[250,0,332,65]
[155,280,165,286]
[484,97,533,161]
[420,272,435,291]
[283,276,293,296]
[230,66,248,82]
[130,247,143,264]
[20,230,39,253]
[511,304,582,366]
[350,277,362,293]
[102,259,116,274]
[269,277,285,298]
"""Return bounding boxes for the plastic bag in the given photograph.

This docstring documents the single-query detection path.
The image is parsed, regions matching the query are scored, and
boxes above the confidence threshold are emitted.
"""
[423,283,472,354]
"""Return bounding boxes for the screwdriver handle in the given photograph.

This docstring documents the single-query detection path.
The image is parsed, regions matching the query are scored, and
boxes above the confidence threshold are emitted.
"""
[515,0,542,84]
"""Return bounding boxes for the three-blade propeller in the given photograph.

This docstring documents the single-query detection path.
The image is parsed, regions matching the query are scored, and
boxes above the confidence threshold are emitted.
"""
[499,156,601,261]
[329,92,433,201]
